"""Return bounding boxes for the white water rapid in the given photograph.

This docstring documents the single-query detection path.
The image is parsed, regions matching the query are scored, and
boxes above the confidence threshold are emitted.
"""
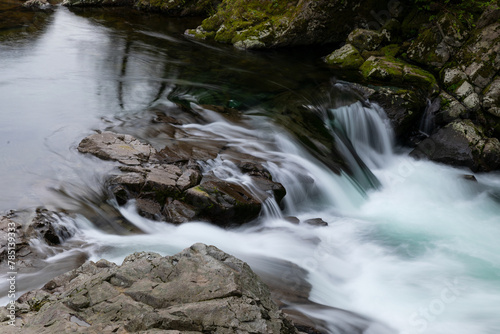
[3,100,500,334]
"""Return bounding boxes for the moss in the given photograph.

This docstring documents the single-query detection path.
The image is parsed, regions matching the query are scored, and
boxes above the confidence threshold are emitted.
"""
[325,44,365,70]
[381,44,400,57]
[360,56,438,92]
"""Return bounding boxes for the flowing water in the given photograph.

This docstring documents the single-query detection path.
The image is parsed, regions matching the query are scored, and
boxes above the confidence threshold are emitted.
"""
[1,5,500,334]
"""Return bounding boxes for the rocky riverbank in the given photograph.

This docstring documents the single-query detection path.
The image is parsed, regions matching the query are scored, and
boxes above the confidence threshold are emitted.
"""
[0,243,301,333]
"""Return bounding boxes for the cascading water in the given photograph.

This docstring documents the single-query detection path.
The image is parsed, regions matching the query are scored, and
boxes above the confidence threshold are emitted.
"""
[1,8,500,333]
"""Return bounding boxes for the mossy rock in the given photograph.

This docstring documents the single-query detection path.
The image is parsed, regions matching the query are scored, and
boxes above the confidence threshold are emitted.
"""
[360,56,438,93]
[186,0,400,49]
[324,44,365,70]
[347,28,383,51]
[134,0,220,15]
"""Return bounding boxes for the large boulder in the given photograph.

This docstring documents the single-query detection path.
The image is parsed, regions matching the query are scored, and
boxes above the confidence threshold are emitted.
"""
[359,56,438,93]
[411,120,500,172]
[1,244,298,334]
[185,0,401,49]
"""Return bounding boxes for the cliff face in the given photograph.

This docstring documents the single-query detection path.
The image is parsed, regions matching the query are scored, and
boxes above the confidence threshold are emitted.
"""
[0,243,298,334]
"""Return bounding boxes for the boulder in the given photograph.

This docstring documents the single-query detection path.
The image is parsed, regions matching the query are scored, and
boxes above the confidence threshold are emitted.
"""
[77,132,157,166]
[0,244,298,334]
[411,120,500,172]
[359,56,438,93]
[347,29,383,52]
[324,44,365,70]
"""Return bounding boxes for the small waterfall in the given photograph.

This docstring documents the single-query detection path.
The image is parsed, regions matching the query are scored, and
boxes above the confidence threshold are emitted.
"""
[329,101,394,170]
[419,98,439,136]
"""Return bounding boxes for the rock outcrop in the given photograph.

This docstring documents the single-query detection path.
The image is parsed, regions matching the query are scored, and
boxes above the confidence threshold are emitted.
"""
[0,243,298,334]
[78,130,285,227]
[324,2,500,171]
[185,0,399,49]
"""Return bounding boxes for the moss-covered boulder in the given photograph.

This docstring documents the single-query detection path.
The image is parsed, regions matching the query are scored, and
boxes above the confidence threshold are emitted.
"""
[324,44,364,70]
[185,0,399,49]
[134,0,220,15]
[359,56,438,93]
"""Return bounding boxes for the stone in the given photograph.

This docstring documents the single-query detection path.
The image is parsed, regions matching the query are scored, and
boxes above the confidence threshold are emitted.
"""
[441,67,467,88]
[347,29,383,51]
[78,132,156,166]
[184,173,262,226]
[0,244,298,334]
[360,56,438,92]
[455,81,474,100]
[483,76,500,117]
[435,92,467,125]
[411,120,500,172]
[325,44,365,70]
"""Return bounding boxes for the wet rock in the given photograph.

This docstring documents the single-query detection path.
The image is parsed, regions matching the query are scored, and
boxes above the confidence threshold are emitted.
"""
[23,0,51,10]
[78,131,156,166]
[25,210,73,246]
[411,120,500,172]
[351,84,427,140]
[184,173,262,226]
[324,44,365,70]
[78,131,285,227]
[303,218,328,227]
[163,199,197,224]
[0,244,298,334]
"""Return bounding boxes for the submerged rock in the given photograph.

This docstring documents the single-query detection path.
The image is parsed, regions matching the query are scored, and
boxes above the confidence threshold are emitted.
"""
[0,243,298,334]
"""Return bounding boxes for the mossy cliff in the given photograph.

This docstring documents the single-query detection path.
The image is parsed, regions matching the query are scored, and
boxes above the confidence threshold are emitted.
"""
[185,0,399,49]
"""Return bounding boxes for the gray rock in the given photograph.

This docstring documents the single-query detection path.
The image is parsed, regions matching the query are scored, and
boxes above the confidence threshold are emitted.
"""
[78,132,156,166]
[411,120,500,171]
[0,244,298,334]
[347,29,383,52]
[483,76,500,117]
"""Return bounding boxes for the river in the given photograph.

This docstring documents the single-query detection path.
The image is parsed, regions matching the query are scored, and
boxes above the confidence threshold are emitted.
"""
[1,5,500,334]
